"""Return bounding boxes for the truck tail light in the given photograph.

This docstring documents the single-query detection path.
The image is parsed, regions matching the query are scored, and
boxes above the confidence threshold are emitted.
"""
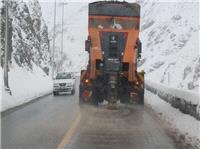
[84,79,90,84]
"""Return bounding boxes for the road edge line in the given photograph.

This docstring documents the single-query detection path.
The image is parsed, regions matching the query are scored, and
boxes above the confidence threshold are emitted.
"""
[57,113,81,149]
[1,92,52,116]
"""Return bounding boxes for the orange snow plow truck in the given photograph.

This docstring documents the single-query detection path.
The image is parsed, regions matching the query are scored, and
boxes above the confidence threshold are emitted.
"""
[79,1,144,105]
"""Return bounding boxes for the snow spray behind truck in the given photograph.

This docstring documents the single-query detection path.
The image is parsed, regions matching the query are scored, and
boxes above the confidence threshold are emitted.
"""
[79,1,144,105]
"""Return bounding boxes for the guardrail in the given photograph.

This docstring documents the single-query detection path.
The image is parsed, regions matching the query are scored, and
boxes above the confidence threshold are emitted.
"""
[145,80,200,120]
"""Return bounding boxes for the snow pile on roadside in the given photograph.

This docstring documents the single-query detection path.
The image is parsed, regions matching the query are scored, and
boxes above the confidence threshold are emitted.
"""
[145,90,200,148]
[1,62,53,112]
[146,79,200,105]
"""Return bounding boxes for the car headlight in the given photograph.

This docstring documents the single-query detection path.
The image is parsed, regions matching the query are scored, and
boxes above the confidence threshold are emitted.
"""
[67,82,73,86]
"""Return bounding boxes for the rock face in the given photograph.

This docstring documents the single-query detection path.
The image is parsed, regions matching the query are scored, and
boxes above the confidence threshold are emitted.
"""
[1,0,50,74]
[139,0,199,92]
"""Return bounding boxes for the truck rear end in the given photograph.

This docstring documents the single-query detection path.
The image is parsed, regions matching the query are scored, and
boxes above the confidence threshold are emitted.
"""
[79,1,144,105]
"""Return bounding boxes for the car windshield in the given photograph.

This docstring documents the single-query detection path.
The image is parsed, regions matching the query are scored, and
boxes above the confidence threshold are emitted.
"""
[56,73,71,79]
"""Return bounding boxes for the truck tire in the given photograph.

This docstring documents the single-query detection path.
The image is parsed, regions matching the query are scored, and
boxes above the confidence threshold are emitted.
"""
[79,85,83,105]
[91,86,99,106]
[71,89,75,95]
[119,77,132,104]
[139,91,144,105]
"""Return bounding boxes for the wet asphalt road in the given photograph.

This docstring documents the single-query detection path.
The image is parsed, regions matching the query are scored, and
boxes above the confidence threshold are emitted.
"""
[2,78,178,149]
[64,105,178,149]
[2,80,80,149]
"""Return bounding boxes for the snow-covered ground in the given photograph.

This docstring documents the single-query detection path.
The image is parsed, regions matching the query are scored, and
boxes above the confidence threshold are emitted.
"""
[1,62,52,112]
[145,90,200,148]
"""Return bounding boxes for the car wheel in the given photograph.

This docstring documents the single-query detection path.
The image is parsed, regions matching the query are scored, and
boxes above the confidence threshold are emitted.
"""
[53,91,57,96]
[71,89,75,95]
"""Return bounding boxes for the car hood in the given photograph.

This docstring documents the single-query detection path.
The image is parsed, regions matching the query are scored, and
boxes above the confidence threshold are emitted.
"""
[54,79,74,84]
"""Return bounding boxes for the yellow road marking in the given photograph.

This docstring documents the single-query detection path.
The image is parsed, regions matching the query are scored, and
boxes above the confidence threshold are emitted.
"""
[57,113,81,149]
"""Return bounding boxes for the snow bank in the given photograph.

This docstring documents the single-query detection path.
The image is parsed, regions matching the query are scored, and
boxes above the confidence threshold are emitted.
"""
[146,79,200,105]
[145,79,200,120]
[1,63,53,112]
[145,90,200,148]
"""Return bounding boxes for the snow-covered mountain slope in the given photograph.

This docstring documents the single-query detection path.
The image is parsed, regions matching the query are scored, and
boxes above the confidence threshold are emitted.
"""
[1,0,50,74]
[40,1,199,92]
[139,1,199,92]
[1,0,52,111]
[40,2,88,72]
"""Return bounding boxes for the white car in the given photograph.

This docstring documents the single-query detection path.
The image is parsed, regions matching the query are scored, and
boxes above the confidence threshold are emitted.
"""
[53,72,75,95]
